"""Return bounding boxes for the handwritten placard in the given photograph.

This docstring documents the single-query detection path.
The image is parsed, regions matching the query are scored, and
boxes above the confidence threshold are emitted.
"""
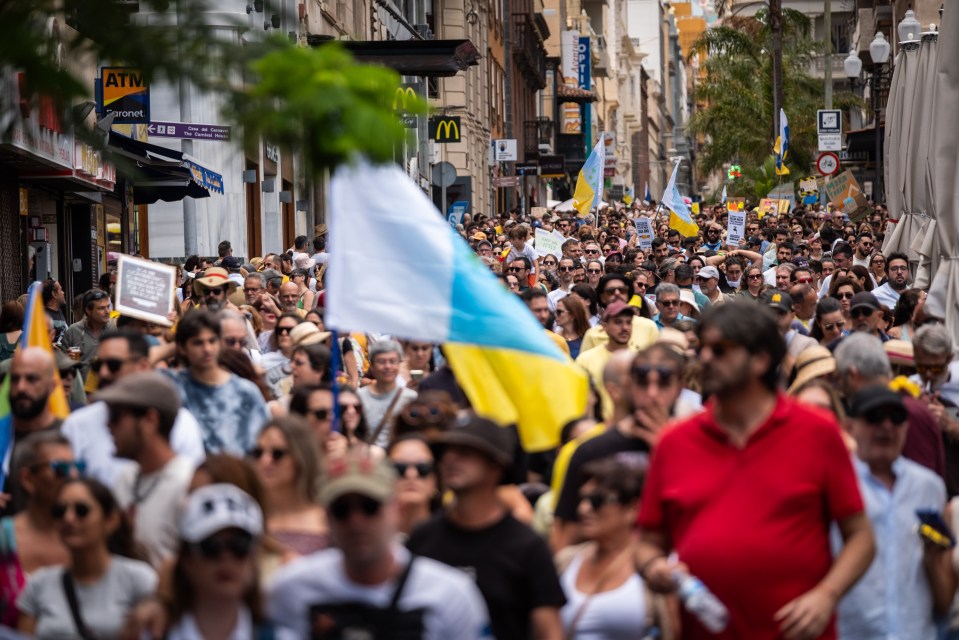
[534,228,564,259]
[726,212,746,248]
[633,217,654,251]
[115,255,177,326]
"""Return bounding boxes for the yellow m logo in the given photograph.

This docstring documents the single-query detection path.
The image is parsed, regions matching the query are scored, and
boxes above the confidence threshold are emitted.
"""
[431,117,461,143]
[393,86,417,111]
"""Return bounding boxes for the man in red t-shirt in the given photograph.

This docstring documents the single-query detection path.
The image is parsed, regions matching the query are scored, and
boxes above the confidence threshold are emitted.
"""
[635,301,876,640]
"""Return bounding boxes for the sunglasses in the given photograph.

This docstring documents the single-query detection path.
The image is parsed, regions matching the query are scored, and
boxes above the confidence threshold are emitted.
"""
[329,495,382,521]
[558,266,575,272]
[543,261,557,267]
[205,287,227,296]
[702,338,741,358]
[604,286,628,295]
[863,407,908,426]
[507,267,524,273]
[795,277,813,284]
[917,363,947,375]
[587,269,603,275]
[836,292,856,300]
[823,320,845,332]
[275,325,296,335]
[340,402,361,412]
[52,501,92,520]
[310,408,333,421]
[193,532,255,560]
[249,447,288,462]
[630,365,677,387]
[48,460,86,479]
[394,462,435,478]
[747,274,763,280]
[223,337,247,348]
[658,299,679,308]
[850,307,874,319]
[579,492,618,511]
[585,249,601,255]
[92,358,126,374]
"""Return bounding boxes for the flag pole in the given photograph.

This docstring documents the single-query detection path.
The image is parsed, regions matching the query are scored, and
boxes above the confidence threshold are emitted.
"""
[330,329,341,433]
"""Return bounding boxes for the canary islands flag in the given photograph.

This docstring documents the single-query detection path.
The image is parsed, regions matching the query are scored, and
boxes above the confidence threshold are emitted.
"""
[571,138,605,218]
[662,161,698,237]
[22,282,70,419]
[326,160,589,452]
[774,108,790,176]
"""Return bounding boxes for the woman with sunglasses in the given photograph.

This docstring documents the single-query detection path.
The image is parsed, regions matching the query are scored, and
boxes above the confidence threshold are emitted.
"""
[387,435,438,538]
[166,483,295,640]
[555,295,591,359]
[810,297,848,347]
[252,297,279,354]
[17,478,156,638]
[585,260,605,289]
[736,265,766,301]
[869,253,887,286]
[830,277,863,325]
[250,417,329,557]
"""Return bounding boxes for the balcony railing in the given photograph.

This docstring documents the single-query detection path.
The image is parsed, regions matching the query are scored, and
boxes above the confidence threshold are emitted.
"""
[524,117,554,157]
[511,14,547,90]
[557,133,586,168]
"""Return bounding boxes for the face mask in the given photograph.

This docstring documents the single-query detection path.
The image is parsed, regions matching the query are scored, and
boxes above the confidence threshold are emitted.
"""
[692,284,702,294]
[726,279,740,289]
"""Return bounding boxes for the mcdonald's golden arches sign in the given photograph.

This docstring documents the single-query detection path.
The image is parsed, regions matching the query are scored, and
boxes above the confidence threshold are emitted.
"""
[429,116,461,144]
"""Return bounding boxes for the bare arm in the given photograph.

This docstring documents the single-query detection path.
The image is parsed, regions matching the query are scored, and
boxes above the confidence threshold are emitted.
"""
[549,517,579,554]
[530,606,563,640]
[17,614,36,635]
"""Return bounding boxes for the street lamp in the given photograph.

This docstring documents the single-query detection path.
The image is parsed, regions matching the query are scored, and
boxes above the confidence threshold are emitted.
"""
[845,32,890,204]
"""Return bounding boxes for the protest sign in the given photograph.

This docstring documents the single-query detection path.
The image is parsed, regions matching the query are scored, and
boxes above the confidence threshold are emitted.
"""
[824,170,870,222]
[726,211,746,247]
[115,255,177,326]
[534,227,563,259]
[633,217,654,251]
[726,198,746,212]
[530,207,548,220]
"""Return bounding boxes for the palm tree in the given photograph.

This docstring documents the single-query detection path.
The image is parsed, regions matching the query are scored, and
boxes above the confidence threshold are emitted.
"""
[688,9,861,188]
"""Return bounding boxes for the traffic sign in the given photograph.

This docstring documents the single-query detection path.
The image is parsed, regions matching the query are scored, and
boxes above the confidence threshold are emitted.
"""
[147,121,231,141]
[817,109,842,152]
[431,161,457,188]
[816,152,840,176]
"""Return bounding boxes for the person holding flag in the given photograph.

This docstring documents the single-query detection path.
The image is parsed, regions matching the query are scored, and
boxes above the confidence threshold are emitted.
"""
[572,138,606,218]
[661,160,698,239]
[774,108,790,176]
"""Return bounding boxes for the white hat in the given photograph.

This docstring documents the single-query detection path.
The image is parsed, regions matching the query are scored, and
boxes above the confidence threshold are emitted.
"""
[698,265,720,280]
[179,484,263,543]
[679,289,700,314]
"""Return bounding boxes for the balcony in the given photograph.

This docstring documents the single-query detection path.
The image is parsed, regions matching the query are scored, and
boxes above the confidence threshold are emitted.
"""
[512,14,547,90]
[557,133,586,169]
[524,117,554,158]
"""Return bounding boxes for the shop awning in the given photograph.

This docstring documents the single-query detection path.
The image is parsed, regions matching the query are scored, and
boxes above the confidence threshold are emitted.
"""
[107,132,224,204]
[306,36,481,77]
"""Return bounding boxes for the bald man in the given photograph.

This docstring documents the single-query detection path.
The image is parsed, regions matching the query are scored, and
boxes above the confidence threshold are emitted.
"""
[277,281,305,317]
[10,347,61,438]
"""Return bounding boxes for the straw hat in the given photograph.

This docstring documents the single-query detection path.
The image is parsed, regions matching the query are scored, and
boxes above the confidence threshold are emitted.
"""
[193,267,238,295]
[289,322,331,348]
[884,339,915,369]
[787,346,837,395]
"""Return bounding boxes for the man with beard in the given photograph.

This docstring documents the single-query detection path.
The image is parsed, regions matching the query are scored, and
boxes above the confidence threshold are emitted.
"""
[60,330,204,487]
[191,267,237,312]
[9,347,61,439]
[871,252,910,310]
[636,301,876,639]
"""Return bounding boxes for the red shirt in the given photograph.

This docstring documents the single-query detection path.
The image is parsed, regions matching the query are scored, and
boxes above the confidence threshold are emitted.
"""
[637,394,864,640]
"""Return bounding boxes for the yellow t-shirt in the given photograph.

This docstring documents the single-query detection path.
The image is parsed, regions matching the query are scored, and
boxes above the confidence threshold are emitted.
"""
[545,329,571,357]
[580,316,659,353]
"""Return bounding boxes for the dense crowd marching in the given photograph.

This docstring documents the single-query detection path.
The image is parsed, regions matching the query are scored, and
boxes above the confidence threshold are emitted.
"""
[0,196,956,639]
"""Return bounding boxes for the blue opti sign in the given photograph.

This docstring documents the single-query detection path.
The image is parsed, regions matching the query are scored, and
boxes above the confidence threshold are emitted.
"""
[577,37,591,90]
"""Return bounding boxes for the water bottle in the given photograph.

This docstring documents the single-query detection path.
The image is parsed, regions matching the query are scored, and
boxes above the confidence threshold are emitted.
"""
[674,571,729,633]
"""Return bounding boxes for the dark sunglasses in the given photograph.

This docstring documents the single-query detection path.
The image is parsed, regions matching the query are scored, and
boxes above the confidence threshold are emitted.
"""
[205,287,227,296]
[558,266,575,272]
[194,532,255,560]
[604,286,629,295]
[863,407,908,426]
[747,274,763,280]
[49,460,86,479]
[249,447,288,462]
[630,365,678,387]
[329,495,382,521]
[658,299,679,308]
[405,405,445,424]
[275,325,296,335]
[507,267,524,273]
[52,501,92,520]
[311,408,333,421]
[223,337,247,348]
[850,307,874,319]
[836,292,856,300]
[394,462,435,478]
[92,358,126,374]
[579,492,617,511]
[823,320,845,332]
[702,338,741,358]
[585,249,601,255]
[543,261,557,267]
[587,269,603,275]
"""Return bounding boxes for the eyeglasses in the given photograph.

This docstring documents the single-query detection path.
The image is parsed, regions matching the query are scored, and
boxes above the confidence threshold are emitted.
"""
[916,362,948,376]
[249,446,288,462]
[658,299,679,308]
[585,249,601,255]
[329,495,382,521]
[558,266,575,272]
[587,269,603,275]
[193,532,255,560]
[47,460,86,479]
[223,337,247,348]
[275,325,296,335]
[309,408,334,421]
[543,261,557,267]
[888,265,908,273]
[92,357,127,374]
[579,492,618,511]
[52,501,92,520]
[747,274,763,280]
[850,307,875,319]
[243,287,262,295]
[823,320,846,332]
[394,462,435,478]
[340,402,361,412]
[634,282,647,289]
[630,364,678,388]
[835,292,856,300]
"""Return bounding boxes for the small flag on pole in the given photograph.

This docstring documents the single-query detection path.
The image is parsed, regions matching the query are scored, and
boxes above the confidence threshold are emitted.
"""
[721,184,728,204]
[644,182,651,203]
[662,161,698,237]
[773,108,790,176]
[572,138,606,217]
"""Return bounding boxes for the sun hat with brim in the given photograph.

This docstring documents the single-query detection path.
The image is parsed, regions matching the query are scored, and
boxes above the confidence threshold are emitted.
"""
[294,255,316,270]
[289,322,331,348]
[787,346,837,395]
[432,414,515,468]
[679,289,700,314]
[884,339,915,368]
[179,484,263,543]
[193,267,238,295]
[318,452,397,507]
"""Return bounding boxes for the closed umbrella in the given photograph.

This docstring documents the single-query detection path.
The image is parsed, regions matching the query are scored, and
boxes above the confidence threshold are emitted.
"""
[910,32,940,289]
[928,5,959,341]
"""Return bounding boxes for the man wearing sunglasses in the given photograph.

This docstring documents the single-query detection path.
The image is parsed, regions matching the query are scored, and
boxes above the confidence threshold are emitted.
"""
[852,232,875,268]
[98,371,196,567]
[834,385,951,640]
[580,275,659,353]
[61,330,204,488]
[269,450,491,638]
[637,302,875,640]
[192,267,238,312]
[408,415,565,640]
[547,258,576,311]
[60,289,116,380]
[847,292,889,342]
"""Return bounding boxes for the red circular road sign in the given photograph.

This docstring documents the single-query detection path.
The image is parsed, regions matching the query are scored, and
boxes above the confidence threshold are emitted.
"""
[816,152,840,176]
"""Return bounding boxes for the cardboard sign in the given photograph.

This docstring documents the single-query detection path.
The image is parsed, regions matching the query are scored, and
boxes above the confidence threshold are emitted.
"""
[727,212,746,248]
[530,207,547,220]
[799,175,820,206]
[114,255,177,326]
[726,198,746,212]
[824,170,870,223]
[633,217,654,251]
[534,228,564,259]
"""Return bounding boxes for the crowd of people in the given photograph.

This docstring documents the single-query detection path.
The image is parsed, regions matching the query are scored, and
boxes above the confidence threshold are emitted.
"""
[0,198,957,639]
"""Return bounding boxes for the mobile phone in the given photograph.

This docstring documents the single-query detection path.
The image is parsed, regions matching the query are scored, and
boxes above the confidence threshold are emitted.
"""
[410,369,424,382]
[917,509,955,549]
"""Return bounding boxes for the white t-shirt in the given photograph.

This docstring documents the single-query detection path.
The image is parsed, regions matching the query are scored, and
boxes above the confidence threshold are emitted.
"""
[267,545,492,639]
[61,402,206,487]
[113,456,196,568]
[167,605,299,640]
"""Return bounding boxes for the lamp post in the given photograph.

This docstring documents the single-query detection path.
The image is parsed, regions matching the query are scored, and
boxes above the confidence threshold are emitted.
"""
[844,31,891,204]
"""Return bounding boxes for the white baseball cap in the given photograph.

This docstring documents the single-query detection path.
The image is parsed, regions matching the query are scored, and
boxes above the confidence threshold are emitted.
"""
[179,484,263,543]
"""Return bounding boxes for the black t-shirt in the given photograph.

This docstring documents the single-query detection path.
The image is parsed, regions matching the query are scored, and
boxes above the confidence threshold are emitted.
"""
[406,511,565,640]
[553,428,651,522]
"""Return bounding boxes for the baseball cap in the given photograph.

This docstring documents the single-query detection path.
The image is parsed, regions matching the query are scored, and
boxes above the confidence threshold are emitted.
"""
[746,236,763,247]
[763,290,794,313]
[94,371,181,426]
[179,484,263,543]
[698,265,720,280]
[850,292,881,311]
[432,414,515,468]
[847,385,907,422]
[602,300,638,321]
[318,451,397,507]
[221,256,243,270]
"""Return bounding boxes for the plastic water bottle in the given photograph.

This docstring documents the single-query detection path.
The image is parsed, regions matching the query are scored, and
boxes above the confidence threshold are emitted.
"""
[674,572,729,633]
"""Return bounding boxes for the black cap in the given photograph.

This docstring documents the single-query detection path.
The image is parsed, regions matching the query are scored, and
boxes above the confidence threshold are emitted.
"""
[221,256,243,270]
[848,385,907,422]
[433,414,515,467]
[762,290,793,312]
[850,291,881,311]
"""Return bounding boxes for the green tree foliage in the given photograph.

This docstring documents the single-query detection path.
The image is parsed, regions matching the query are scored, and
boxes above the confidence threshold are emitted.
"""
[688,9,862,185]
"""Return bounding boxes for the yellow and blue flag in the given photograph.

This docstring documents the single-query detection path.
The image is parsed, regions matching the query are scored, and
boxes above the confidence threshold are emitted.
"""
[22,282,70,418]
[662,160,698,237]
[572,138,605,218]
[326,160,589,452]
[774,108,790,176]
